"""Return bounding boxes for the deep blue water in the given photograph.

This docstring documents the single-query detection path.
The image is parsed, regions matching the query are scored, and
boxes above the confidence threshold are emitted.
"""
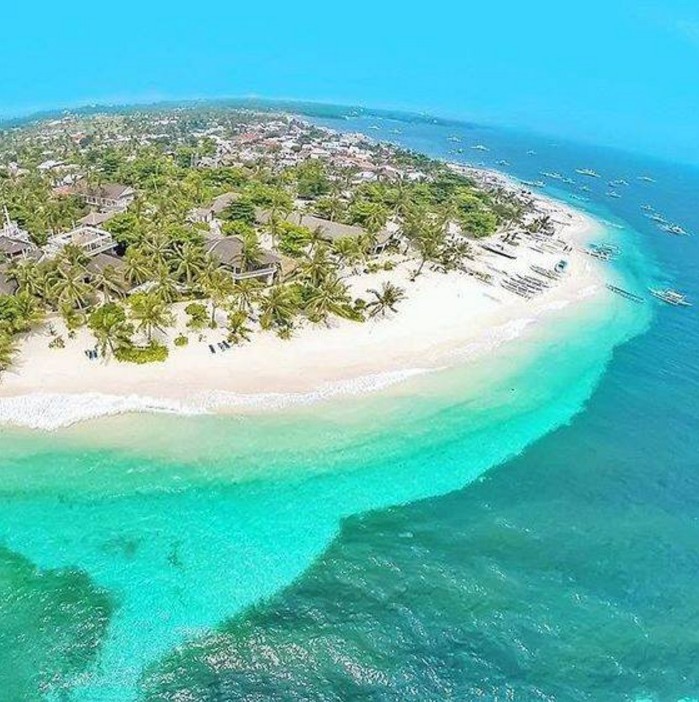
[141,111,699,701]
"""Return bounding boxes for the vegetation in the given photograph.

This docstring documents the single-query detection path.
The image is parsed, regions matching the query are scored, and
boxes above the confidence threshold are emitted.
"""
[0,107,529,373]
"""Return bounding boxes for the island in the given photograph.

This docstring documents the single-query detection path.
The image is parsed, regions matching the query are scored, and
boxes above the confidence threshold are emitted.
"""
[0,107,603,428]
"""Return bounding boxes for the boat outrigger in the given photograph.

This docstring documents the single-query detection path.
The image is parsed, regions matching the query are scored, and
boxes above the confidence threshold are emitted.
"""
[649,289,692,306]
[606,285,645,303]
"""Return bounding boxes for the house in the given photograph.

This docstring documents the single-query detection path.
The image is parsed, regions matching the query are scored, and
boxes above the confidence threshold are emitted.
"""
[85,252,127,277]
[257,210,395,255]
[0,267,18,296]
[78,210,119,227]
[72,183,135,211]
[44,225,117,258]
[0,208,37,260]
[0,236,36,261]
[204,235,279,284]
[187,191,239,224]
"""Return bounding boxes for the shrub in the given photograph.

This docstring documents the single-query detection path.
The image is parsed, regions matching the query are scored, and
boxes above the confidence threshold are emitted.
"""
[115,343,169,364]
[174,334,188,347]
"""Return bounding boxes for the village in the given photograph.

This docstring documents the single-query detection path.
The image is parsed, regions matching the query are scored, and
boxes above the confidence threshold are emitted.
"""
[0,108,593,385]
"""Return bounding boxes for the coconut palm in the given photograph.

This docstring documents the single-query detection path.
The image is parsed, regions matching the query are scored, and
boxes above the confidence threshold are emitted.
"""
[50,266,94,310]
[259,284,297,332]
[88,303,134,357]
[129,292,173,342]
[229,278,263,314]
[298,244,332,287]
[366,282,407,318]
[304,275,352,324]
[91,264,126,302]
[0,333,18,373]
[152,265,180,304]
[124,248,153,287]
[201,266,234,326]
[8,259,43,298]
[173,241,206,287]
[226,310,253,345]
[10,291,45,331]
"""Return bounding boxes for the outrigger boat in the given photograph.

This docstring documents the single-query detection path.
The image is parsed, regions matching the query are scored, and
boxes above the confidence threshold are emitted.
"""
[606,285,645,303]
[649,288,692,306]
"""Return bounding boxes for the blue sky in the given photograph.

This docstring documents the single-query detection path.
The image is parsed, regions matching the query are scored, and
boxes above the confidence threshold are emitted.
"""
[3,1,699,163]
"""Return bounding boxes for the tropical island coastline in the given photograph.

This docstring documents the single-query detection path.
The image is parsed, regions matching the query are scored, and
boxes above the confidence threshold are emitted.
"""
[0,107,607,429]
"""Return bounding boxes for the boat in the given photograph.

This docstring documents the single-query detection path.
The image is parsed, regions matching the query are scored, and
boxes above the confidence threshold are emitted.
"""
[641,204,654,211]
[541,171,563,180]
[527,150,537,155]
[447,136,462,142]
[606,191,621,199]
[638,176,656,183]
[575,168,601,178]
[496,160,510,166]
[650,288,692,306]
[562,177,575,184]
[520,179,545,188]
[472,144,489,151]
[663,224,689,236]
[608,179,629,187]
[481,242,517,259]
[607,285,645,303]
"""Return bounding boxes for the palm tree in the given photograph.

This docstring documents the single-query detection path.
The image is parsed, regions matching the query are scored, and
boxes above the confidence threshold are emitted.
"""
[50,266,94,310]
[333,237,366,272]
[238,231,264,274]
[201,265,234,326]
[298,244,332,287]
[8,259,43,298]
[0,333,18,373]
[88,303,133,357]
[226,310,253,345]
[92,264,125,302]
[305,275,352,324]
[229,278,263,314]
[366,282,406,318]
[129,293,173,342]
[10,291,45,332]
[153,265,180,304]
[259,284,297,332]
[124,248,153,287]
[173,241,206,288]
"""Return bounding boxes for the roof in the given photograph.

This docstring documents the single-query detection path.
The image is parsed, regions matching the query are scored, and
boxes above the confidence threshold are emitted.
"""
[85,252,126,276]
[205,235,279,269]
[74,182,135,201]
[79,210,118,226]
[257,209,393,246]
[0,268,17,296]
[0,236,35,257]
[210,191,239,214]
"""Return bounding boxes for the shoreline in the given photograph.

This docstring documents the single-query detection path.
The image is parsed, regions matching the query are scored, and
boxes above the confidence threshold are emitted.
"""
[0,175,607,431]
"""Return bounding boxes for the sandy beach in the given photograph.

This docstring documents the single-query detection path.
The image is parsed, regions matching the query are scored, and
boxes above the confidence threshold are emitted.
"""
[0,183,608,431]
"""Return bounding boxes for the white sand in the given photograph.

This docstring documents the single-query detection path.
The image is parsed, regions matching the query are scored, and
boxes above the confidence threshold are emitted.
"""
[0,195,607,430]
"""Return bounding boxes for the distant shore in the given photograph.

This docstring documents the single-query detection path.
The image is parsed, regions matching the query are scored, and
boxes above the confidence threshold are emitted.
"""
[0,182,606,430]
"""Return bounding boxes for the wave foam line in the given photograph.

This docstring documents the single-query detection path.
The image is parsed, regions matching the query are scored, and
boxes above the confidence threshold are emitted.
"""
[0,368,432,431]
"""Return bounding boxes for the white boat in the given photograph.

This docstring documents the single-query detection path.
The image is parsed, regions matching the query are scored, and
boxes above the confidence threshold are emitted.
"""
[664,224,689,236]
[472,144,489,151]
[575,168,601,178]
[606,191,621,199]
[541,171,563,180]
[638,176,656,183]
[650,288,692,306]
[496,160,510,166]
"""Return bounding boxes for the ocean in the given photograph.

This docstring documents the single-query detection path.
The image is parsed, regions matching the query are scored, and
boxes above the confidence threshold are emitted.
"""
[1,104,698,702]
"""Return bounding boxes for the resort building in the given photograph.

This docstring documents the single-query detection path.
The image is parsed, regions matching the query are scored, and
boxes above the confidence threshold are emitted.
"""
[44,225,118,259]
[71,182,136,211]
[188,191,239,224]
[0,207,37,260]
[204,235,279,284]
[257,210,395,254]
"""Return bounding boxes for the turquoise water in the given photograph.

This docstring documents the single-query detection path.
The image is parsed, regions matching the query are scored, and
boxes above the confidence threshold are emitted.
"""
[3,107,696,701]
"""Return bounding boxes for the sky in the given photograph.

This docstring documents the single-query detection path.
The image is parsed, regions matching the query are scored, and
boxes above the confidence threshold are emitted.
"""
[2,0,699,164]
